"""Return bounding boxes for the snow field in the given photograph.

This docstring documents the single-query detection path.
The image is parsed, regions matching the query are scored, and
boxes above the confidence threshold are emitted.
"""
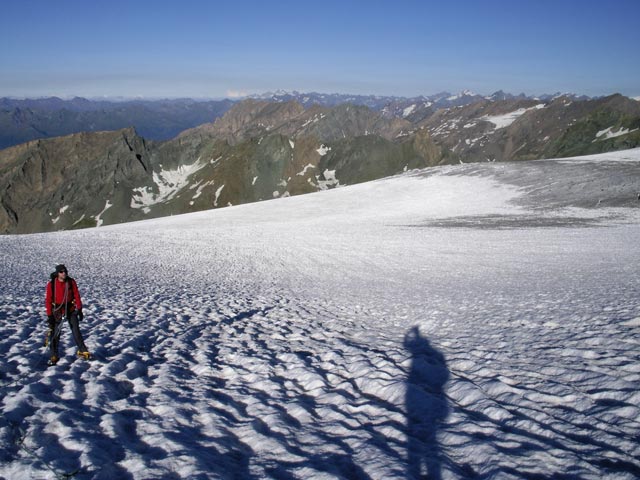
[1,149,640,479]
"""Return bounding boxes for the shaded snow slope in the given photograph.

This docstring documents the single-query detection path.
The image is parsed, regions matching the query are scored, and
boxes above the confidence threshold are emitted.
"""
[1,149,640,479]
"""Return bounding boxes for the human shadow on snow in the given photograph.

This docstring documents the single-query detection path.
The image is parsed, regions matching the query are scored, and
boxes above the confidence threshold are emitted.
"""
[404,326,450,480]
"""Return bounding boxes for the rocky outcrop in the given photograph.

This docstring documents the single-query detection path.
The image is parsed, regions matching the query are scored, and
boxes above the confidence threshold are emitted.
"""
[414,94,640,163]
[0,128,151,233]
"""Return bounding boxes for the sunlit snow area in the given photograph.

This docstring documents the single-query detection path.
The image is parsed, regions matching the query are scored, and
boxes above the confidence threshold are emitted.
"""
[481,104,545,130]
[1,149,640,479]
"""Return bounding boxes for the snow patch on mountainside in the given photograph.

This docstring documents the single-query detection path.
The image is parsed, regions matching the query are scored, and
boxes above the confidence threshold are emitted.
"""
[301,113,326,127]
[94,200,112,227]
[482,104,545,129]
[316,144,331,156]
[593,126,638,142]
[132,159,207,212]
[316,169,340,190]
[190,181,214,204]
[214,184,225,207]
[50,206,69,225]
[296,164,316,176]
[402,104,417,117]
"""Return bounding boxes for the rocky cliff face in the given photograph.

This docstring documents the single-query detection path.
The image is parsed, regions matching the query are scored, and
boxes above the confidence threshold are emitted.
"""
[0,128,151,233]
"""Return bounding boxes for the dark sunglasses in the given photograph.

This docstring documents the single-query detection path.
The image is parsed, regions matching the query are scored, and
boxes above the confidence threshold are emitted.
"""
[57,270,67,274]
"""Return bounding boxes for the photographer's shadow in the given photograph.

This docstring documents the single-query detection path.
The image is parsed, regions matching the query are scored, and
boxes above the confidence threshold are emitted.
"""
[404,326,450,480]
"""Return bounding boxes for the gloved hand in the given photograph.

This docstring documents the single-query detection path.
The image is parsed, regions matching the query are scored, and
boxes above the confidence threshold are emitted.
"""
[77,309,84,321]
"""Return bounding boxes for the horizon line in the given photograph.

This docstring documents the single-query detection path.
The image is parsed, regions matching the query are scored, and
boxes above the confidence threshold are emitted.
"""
[1,88,630,103]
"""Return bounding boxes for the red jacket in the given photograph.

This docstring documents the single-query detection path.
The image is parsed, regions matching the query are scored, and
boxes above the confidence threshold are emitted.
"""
[45,278,82,316]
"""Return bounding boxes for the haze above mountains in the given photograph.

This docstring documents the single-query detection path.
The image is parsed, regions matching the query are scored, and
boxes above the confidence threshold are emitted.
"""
[1,89,639,234]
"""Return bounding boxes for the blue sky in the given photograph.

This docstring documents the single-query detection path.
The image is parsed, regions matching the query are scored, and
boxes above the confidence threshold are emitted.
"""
[1,0,639,99]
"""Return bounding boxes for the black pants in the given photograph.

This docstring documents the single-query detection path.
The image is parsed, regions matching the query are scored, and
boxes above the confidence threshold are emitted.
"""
[50,310,87,357]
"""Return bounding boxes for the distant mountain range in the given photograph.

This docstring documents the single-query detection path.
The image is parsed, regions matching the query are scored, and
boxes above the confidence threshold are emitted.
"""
[0,97,234,149]
[1,92,639,234]
[249,89,593,114]
[0,90,597,150]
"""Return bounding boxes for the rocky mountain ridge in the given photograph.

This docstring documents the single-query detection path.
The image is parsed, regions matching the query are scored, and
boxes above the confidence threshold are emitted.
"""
[249,89,593,113]
[1,94,639,234]
[416,93,640,162]
[0,90,598,150]
[0,100,446,233]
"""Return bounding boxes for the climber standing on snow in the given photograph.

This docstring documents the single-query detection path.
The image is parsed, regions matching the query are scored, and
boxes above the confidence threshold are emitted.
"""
[45,264,91,366]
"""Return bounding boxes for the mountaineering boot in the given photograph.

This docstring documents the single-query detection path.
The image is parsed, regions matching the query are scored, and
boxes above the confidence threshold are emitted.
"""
[47,355,59,366]
[77,350,92,360]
